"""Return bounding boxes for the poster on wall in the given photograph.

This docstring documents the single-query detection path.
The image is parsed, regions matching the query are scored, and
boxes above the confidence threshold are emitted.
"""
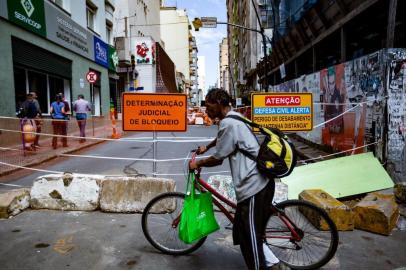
[7,0,46,37]
[131,37,156,65]
[45,2,94,60]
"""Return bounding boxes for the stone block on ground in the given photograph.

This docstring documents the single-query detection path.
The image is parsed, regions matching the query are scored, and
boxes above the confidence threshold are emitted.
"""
[394,183,406,203]
[353,191,399,235]
[30,173,101,211]
[100,177,176,213]
[299,189,354,231]
[0,188,30,219]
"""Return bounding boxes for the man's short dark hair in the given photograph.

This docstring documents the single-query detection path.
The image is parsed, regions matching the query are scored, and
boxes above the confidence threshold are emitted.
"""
[205,88,231,107]
[78,94,84,99]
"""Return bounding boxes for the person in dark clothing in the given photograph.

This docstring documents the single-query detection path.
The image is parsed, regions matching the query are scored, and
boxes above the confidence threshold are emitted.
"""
[20,93,40,150]
[189,89,281,270]
[30,92,42,147]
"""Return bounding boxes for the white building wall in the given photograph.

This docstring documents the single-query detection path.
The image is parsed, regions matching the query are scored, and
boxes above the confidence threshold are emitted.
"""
[160,8,190,81]
[198,56,206,96]
[69,0,108,42]
[114,0,161,43]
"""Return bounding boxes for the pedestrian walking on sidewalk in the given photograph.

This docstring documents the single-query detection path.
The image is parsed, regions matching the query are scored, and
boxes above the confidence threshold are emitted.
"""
[189,88,281,270]
[50,94,67,149]
[20,93,41,151]
[30,92,42,148]
[73,94,91,143]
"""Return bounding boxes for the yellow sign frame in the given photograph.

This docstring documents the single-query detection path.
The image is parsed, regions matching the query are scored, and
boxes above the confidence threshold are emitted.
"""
[251,92,313,132]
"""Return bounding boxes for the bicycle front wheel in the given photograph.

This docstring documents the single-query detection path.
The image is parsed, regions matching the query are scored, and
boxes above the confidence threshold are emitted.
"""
[141,192,206,255]
[265,200,339,270]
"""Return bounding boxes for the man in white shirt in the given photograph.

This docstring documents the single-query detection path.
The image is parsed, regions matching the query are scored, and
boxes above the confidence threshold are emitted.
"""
[73,94,91,143]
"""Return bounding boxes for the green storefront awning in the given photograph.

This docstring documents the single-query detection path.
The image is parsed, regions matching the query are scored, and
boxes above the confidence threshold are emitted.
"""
[282,152,394,199]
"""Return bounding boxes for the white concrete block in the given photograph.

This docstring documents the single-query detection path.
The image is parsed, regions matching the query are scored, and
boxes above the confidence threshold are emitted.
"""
[30,173,101,211]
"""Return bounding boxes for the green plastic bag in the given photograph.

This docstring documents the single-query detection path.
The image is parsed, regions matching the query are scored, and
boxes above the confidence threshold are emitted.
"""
[179,173,220,244]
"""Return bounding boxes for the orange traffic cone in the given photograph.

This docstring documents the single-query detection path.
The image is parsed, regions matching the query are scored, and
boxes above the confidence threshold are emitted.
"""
[110,110,121,139]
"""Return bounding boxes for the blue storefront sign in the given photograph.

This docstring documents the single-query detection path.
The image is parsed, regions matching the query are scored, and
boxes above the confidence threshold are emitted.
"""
[94,36,108,68]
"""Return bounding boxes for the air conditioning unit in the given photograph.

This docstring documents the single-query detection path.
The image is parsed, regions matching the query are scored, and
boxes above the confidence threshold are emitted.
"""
[115,37,131,62]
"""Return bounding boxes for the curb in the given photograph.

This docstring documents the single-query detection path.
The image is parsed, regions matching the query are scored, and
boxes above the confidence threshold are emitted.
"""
[0,140,105,178]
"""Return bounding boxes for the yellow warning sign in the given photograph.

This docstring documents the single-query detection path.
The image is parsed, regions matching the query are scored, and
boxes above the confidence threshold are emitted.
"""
[251,93,313,131]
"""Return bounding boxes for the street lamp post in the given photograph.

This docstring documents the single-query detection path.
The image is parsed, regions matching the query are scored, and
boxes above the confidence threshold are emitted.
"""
[193,4,270,92]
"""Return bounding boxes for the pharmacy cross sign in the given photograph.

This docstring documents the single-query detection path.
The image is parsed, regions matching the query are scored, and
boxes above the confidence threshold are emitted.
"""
[86,71,98,84]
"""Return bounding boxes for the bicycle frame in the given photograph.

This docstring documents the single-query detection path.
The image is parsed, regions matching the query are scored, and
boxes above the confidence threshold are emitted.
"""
[195,173,302,242]
[189,152,303,242]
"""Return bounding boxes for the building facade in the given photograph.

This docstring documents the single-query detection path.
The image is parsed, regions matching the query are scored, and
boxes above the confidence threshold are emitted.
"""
[197,55,206,101]
[219,38,230,96]
[114,0,177,112]
[0,0,118,117]
[226,0,265,102]
[160,7,192,94]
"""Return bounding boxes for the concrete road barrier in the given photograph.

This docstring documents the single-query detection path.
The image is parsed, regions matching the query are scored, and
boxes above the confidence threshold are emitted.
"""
[0,188,30,219]
[353,192,399,235]
[30,173,102,211]
[100,177,176,213]
[299,189,354,231]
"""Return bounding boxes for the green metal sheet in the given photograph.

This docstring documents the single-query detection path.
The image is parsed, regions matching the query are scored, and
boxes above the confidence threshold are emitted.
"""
[282,152,394,199]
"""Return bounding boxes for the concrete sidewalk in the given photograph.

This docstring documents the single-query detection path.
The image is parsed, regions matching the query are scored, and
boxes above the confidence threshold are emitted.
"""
[0,118,123,177]
[0,209,405,270]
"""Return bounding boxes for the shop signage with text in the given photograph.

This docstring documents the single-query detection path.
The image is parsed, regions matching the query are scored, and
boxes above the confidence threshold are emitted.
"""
[122,93,187,131]
[251,93,313,131]
[7,0,46,37]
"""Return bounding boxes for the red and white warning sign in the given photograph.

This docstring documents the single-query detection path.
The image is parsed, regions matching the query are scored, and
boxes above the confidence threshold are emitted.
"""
[86,71,98,84]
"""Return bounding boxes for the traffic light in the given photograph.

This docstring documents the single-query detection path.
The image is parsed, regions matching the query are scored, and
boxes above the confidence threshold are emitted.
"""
[192,18,202,31]
[131,54,135,68]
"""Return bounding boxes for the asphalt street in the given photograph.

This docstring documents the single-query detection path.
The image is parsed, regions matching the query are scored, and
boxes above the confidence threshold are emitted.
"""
[1,125,406,269]
[0,125,228,191]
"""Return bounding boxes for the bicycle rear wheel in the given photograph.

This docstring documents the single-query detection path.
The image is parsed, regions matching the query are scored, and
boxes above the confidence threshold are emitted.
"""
[265,200,339,270]
[141,192,206,255]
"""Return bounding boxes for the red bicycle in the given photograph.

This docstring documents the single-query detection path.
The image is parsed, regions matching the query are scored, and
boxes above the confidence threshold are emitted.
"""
[142,152,338,269]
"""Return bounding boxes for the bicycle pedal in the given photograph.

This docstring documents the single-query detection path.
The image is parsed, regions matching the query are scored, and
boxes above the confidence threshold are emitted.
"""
[224,223,233,230]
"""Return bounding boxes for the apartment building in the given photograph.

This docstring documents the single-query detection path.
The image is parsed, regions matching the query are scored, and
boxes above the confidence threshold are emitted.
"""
[0,0,118,117]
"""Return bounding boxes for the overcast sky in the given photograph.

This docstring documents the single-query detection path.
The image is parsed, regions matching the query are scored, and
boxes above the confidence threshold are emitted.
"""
[164,0,227,91]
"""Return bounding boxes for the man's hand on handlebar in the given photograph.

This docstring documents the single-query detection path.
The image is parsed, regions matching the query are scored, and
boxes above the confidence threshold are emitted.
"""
[196,145,207,155]
[189,160,199,170]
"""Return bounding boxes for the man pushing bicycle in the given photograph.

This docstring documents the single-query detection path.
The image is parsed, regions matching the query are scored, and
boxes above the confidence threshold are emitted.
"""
[189,88,281,270]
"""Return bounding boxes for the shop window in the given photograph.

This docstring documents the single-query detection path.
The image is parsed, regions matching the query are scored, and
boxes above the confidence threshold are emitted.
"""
[14,67,27,114]
[48,76,64,106]
[28,70,47,115]
[106,25,112,45]
[87,4,97,31]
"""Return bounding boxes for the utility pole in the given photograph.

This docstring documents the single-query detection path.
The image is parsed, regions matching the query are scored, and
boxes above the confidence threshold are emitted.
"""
[250,0,269,92]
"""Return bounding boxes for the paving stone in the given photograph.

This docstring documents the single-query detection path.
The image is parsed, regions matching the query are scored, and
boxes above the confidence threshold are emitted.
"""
[99,177,176,213]
[299,189,354,231]
[0,188,30,219]
[394,183,406,203]
[353,192,399,235]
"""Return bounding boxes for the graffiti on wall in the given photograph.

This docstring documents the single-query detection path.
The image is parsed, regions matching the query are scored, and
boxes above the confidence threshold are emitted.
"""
[273,49,406,181]
[387,49,406,181]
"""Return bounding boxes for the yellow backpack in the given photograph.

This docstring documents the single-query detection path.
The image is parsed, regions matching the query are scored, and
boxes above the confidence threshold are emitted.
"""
[226,115,297,178]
